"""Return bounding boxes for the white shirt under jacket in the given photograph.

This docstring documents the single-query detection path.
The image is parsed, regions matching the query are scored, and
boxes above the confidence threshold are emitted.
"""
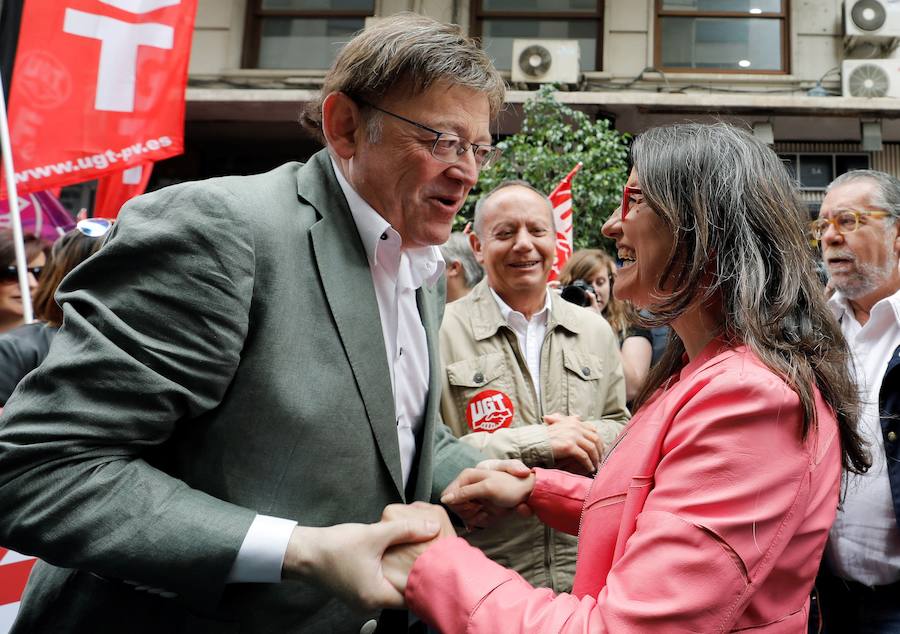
[225,158,443,583]
[488,287,551,405]
[825,288,900,586]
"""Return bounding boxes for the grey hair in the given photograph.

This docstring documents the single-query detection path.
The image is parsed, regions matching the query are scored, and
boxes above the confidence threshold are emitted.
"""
[300,12,505,141]
[630,122,868,475]
[439,232,484,288]
[473,180,553,235]
[827,169,900,223]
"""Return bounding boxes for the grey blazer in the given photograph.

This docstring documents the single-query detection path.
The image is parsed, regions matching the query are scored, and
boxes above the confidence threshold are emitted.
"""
[0,150,482,633]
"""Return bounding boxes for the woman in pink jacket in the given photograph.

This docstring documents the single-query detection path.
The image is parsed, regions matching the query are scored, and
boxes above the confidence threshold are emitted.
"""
[380,123,870,633]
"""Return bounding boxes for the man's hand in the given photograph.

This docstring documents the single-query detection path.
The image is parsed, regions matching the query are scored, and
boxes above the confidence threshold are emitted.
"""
[282,519,441,611]
[543,412,604,474]
[380,502,455,594]
[441,467,536,529]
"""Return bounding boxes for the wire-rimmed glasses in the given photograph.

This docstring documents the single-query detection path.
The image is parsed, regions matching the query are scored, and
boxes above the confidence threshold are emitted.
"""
[354,98,501,170]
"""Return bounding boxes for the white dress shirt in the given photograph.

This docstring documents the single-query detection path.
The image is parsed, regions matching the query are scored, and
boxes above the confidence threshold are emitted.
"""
[488,288,551,404]
[226,159,443,583]
[825,288,900,585]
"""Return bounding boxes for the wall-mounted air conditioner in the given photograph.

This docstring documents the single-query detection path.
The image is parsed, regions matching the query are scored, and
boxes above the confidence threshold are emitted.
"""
[845,0,900,39]
[842,58,900,97]
[510,39,580,84]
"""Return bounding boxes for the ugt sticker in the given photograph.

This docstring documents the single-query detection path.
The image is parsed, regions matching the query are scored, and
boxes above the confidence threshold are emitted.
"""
[466,390,514,432]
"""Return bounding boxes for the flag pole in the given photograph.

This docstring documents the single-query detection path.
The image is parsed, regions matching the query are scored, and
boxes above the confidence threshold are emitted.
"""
[0,65,34,323]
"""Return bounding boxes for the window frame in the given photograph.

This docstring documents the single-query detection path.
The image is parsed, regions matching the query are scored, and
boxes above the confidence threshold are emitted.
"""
[653,0,790,75]
[241,0,375,69]
[469,0,605,72]
[778,151,871,192]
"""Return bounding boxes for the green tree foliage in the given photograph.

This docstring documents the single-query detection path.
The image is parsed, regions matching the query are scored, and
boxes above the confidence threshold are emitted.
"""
[461,84,631,250]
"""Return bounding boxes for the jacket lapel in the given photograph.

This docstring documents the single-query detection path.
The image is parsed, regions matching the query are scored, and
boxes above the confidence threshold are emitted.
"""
[301,151,404,498]
[411,284,440,501]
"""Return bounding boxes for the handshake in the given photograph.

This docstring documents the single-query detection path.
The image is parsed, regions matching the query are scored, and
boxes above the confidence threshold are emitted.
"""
[283,459,536,611]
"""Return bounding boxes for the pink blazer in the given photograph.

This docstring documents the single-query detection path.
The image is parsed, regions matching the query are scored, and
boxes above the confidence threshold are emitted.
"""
[407,341,842,633]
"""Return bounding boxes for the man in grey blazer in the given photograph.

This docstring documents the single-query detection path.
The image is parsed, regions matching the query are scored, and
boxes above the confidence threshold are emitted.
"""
[0,13,505,633]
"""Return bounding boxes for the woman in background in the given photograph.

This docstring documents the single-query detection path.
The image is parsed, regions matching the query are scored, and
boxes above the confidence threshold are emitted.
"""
[0,230,46,334]
[0,220,109,405]
[559,249,652,402]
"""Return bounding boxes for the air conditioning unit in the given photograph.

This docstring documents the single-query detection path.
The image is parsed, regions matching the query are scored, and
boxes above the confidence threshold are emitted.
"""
[845,0,900,39]
[842,59,900,97]
[511,39,580,84]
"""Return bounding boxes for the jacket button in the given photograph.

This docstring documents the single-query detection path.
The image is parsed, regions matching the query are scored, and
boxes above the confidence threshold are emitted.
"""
[360,619,378,634]
[473,372,484,384]
[582,367,591,377]
[889,431,898,443]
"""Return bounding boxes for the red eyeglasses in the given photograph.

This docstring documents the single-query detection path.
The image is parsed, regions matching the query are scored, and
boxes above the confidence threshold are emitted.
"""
[621,186,643,219]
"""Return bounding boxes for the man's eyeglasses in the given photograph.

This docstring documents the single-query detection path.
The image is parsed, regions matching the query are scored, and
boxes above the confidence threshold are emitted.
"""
[354,98,501,171]
[622,186,643,219]
[76,217,113,238]
[0,265,42,284]
[809,210,892,241]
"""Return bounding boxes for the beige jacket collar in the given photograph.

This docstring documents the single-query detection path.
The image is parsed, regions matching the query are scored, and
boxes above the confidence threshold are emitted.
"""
[466,279,586,341]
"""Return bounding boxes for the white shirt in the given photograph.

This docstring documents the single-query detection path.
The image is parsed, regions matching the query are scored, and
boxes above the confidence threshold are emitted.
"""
[226,159,443,583]
[825,288,900,585]
[489,288,551,403]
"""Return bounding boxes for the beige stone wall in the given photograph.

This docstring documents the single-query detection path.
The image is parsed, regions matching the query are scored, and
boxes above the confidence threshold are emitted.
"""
[600,0,845,85]
[187,0,853,92]
[189,0,245,76]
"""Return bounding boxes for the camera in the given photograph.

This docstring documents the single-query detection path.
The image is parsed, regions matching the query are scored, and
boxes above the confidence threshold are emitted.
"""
[560,279,596,307]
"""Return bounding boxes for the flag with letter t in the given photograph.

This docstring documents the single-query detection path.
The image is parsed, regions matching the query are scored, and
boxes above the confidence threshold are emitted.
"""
[547,162,582,282]
[0,0,197,198]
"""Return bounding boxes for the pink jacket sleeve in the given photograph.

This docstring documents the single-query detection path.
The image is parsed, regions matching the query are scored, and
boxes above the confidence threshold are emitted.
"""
[527,467,592,536]
[406,372,840,633]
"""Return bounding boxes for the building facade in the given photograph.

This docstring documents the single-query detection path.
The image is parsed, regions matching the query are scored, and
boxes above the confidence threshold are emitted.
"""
[167,0,900,213]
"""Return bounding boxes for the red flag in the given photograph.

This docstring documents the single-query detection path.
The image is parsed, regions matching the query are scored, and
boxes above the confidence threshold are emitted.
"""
[1,0,197,198]
[94,161,153,218]
[0,547,37,630]
[547,162,582,282]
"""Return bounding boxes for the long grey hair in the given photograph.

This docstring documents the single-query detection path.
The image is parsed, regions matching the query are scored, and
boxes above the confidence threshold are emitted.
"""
[631,123,869,475]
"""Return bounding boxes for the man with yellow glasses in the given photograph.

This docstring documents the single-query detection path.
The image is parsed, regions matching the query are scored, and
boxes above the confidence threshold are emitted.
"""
[811,169,900,633]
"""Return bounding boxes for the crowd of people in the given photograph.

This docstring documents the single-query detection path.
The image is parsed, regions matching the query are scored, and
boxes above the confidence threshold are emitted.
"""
[0,11,898,634]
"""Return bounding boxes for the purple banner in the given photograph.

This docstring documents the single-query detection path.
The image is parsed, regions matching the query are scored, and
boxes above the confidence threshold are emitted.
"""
[0,191,75,242]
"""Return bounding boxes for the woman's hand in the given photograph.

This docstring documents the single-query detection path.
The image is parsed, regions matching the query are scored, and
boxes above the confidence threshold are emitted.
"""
[380,502,455,595]
[441,465,536,529]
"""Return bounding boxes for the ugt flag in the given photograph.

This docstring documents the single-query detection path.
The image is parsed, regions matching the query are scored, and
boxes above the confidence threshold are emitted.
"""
[94,161,153,218]
[0,548,36,634]
[547,162,582,282]
[0,0,198,198]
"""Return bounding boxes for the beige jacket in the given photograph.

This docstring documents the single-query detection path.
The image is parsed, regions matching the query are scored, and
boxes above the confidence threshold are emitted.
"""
[439,279,629,591]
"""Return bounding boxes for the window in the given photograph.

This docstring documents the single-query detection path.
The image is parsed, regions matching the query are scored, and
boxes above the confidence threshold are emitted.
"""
[655,0,789,73]
[779,153,870,191]
[242,0,375,70]
[471,0,603,72]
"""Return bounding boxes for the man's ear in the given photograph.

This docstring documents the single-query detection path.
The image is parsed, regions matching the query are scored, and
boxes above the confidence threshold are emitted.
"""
[322,92,362,160]
[893,220,900,258]
[446,260,462,278]
[469,231,485,265]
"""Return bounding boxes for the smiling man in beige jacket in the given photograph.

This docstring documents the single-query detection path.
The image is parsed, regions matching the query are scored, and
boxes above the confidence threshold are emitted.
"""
[439,180,629,592]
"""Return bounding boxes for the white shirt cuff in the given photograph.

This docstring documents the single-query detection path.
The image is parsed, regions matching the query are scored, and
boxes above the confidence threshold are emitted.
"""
[226,514,297,583]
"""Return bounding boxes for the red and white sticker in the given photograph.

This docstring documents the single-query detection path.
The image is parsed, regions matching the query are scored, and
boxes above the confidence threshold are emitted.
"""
[466,390,515,432]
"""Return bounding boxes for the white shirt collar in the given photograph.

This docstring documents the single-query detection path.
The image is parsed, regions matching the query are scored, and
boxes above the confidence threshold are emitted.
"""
[489,286,552,326]
[330,157,444,289]
[827,287,900,327]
